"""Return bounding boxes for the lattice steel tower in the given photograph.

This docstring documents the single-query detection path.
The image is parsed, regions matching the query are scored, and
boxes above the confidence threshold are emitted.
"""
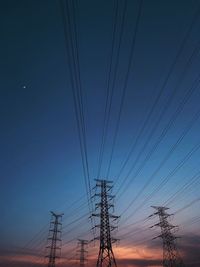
[150,206,183,267]
[46,211,64,267]
[77,239,88,267]
[92,179,119,267]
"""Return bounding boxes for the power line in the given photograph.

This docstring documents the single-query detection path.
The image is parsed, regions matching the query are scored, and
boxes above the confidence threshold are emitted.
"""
[164,170,200,206]
[114,3,200,189]
[106,0,143,178]
[97,0,119,179]
[116,46,200,199]
[119,78,200,215]
[174,198,200,215]
[59,0,93,224]
[121,138,200,222]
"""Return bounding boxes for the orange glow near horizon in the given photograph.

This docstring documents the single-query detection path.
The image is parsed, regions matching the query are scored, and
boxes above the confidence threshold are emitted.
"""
[0,253,43,265]
[0,242,163,267]
[114,244,162,260]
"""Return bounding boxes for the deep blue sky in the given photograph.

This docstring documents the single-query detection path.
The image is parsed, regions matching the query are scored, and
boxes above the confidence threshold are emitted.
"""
[1,1,200,266]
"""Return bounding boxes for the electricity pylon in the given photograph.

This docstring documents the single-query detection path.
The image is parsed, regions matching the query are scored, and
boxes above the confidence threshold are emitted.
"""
[150,206,184,267]
[46,211,64,267]
[92,179,119,267]
[77,239,88,267]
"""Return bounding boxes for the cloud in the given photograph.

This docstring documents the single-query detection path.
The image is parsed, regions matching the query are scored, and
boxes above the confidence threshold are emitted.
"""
[116,258,162,267]
[1,233,200,267]
[178,234,200,266]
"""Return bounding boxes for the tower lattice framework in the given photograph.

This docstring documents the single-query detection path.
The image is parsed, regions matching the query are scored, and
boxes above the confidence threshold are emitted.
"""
[92,179,119,267]
[77,239,88,267]
[46,211,63,267]
[150,206,184,267]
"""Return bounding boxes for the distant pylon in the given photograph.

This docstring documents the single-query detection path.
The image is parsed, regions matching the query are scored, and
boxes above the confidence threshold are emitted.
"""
[92,179,119,267]
[46,211,64,267]
[77,239,88,267]
[150,206,184,267]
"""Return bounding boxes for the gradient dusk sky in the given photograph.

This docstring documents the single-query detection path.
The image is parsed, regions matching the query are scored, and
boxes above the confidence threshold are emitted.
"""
[1,0,200,266]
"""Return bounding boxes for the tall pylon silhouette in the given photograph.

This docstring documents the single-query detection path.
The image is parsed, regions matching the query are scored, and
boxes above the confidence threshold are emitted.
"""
[92,179,119,267]
[77,239,88,267]
[150,206,184,267]
[46,211,63,267]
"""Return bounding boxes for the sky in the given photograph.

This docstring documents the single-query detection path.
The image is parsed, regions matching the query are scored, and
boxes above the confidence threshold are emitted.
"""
[0,0,200,266]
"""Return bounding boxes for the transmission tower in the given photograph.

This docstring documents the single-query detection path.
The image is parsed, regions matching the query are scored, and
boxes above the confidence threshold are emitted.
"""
[77,239,88,267]
[92,179,119,267]
[150,206,184,267]
[46,211,64,267]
